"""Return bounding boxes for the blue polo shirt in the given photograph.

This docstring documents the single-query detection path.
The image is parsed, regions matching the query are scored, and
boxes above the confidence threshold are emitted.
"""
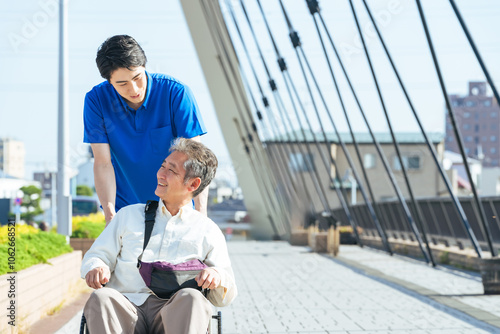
[83,71,206,211]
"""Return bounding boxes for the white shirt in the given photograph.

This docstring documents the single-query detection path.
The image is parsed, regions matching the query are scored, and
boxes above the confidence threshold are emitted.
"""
[81,200,237,307]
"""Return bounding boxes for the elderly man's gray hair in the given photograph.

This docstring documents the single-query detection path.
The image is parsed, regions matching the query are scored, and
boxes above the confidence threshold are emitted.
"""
[170,138,218,197]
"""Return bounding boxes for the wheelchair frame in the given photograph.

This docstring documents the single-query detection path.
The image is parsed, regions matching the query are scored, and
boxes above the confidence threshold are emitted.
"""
[79,311,222,333]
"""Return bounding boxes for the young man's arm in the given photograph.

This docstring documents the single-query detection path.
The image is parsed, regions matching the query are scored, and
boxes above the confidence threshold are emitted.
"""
[191,136,209,216]
[91,143,116,225]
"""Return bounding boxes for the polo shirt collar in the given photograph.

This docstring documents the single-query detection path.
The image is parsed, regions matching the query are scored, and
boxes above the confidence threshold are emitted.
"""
[141,70,153,110]
[159,199,193,220]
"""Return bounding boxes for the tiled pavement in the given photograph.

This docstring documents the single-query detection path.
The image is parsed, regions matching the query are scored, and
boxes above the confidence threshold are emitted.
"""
[218,241,500,334]
[55,241,500,333]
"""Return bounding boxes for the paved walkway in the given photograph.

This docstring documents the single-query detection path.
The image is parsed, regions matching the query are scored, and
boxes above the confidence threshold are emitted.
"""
[54,241,500,333]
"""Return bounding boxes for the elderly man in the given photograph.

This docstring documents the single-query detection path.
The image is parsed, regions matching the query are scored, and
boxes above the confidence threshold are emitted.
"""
[81,138,237,334]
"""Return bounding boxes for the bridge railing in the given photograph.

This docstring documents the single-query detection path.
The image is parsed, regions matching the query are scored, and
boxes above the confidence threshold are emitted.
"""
[330,196,500,253]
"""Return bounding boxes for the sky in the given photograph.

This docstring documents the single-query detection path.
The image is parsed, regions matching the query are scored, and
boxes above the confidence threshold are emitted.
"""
[221,0,500,138]
[0,0,499,181]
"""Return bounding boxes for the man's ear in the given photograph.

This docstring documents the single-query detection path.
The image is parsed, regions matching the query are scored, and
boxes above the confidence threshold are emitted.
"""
[187,177,202,193]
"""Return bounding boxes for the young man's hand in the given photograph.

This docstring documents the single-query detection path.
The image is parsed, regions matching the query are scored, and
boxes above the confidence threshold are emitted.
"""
[104,205,116,227]
[195,268,221,290]
[85,266,111,289]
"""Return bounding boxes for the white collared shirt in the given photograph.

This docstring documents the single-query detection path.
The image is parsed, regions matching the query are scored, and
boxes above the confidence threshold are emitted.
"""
[81,200,237,306]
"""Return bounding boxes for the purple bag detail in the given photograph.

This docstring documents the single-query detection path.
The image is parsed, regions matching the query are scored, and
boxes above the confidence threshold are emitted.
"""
[139,259,207,286]
[138,259,208,299]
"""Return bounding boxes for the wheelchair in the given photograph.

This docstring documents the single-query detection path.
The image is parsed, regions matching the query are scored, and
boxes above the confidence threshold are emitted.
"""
[79,311,222,334]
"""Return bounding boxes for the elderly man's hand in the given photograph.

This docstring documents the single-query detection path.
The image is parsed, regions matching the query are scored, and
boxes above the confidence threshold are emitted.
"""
[85,267,110,289]
[195,268,221,290]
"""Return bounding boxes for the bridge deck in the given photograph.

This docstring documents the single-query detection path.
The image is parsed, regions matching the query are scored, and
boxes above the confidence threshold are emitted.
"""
[54,241,500,333]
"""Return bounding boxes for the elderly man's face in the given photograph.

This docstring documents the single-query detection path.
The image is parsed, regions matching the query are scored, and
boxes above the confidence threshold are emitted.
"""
[155,151,191,204]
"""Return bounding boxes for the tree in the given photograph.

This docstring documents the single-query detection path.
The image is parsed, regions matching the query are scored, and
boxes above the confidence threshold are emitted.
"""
[76,185,93,196]
[19,185,43,223]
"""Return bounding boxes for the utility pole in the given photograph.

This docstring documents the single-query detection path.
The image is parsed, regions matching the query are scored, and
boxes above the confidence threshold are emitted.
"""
[57,0,71,240]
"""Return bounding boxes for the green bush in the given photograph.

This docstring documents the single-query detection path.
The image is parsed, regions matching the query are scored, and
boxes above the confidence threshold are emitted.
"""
[0,226,73,275]
[71,221,105,239]
[71,213,106,239]
[76,185,94,196]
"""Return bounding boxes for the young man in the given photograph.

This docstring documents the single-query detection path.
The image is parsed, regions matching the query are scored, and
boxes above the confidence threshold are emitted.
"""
[83,35,208,224]
[82,138,237,333]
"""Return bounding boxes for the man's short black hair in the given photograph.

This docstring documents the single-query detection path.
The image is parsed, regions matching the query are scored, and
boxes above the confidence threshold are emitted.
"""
[96,35,147,80]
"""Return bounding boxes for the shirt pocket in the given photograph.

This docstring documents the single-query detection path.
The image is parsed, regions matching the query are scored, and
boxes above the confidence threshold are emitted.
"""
[149,125,173,155]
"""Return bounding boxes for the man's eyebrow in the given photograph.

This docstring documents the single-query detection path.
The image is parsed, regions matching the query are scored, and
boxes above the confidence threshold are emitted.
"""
[115,72,141,84]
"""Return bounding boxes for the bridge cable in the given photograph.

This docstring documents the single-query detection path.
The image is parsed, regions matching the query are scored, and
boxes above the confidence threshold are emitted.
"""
[256,0,364,244]
[207,0,294,237]
[304,0,393,254]
[277,0,369,244]
[449,0,500,113]
[301,0,429,261]
[202,0,286,238]
[207,0,293,238]
[207,1,294,218]
[308,0,435,261]
[239,65,303,206]
[253,0,347,229]
[312,6,398,245]
[360,0,489,258]
[347,0,434,265]
[240,0,335,220]
[416,0,486,258]
[224,0,308,214]
[200,0,289,238]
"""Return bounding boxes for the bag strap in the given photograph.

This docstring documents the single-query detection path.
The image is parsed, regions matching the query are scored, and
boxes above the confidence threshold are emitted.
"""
[137,200,159,268]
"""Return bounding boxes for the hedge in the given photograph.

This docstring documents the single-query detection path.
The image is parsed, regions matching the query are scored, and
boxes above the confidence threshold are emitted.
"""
[0,225,73,275]
[71,213,106,239]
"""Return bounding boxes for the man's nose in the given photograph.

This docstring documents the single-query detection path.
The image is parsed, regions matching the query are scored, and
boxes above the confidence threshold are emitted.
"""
[130,81,139,93]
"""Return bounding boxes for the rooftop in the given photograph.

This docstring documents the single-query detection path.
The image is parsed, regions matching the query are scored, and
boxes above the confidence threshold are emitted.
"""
[266,131,445,145]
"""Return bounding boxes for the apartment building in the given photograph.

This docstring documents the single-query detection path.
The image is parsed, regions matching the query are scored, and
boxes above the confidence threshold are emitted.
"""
[446,81,499,167]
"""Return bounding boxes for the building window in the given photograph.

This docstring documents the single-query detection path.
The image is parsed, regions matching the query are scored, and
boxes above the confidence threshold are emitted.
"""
[475,124,480,132]
[465,148,470,154]
[464,112,471,118]
[483,136,488,142]
[492,124,497,131]
[446,136,453,142]
[475,113,479,120]
[475,136,479,144]
[492,112,498,118]
[446,123,452,130]
[465,136,473,142]
[484,100,492,107]
[289,153,315,172]
[364,153,376,169]
[492,160,499,166]
[463,124,470,130]
[466,100,476,107]
[393,155,421,171]
[491,148,497,154]
[491,136,497,142]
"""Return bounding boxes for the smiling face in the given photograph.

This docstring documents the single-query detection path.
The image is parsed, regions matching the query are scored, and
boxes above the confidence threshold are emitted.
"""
[109,66,147,110]
[155,151,201,215]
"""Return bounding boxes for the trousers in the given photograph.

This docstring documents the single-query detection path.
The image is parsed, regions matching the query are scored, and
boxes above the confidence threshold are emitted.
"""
[83,287,212,334]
